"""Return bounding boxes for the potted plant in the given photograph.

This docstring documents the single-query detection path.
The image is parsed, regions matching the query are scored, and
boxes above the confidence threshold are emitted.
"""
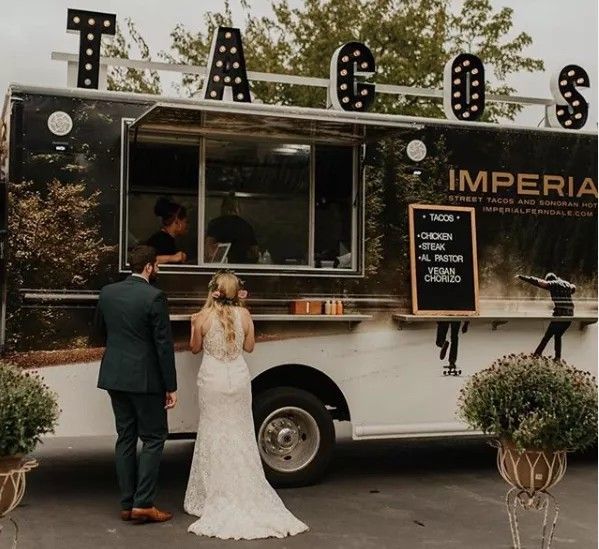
[0,362,59,516]
[458,353,597,493]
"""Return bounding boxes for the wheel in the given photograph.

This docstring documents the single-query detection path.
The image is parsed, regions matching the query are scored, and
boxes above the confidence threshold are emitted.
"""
[253,387,335,487]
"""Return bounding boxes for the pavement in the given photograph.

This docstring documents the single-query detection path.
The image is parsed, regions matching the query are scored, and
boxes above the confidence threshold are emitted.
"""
[3,435,597,549]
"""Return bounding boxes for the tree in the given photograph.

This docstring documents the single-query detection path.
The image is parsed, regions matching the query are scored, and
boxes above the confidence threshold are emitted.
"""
[6,180,113,350]
[160,2,236,97]
[151,0,543,121]
[102,18,161,95]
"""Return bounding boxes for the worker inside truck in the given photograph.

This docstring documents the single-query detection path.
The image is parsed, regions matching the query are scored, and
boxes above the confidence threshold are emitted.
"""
[127,135,199,265]
[145,197,190,264]
[204,194,259,264]
[203,139,310,267]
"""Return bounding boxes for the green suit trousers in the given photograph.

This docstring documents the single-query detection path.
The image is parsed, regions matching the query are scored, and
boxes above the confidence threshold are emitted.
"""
[108,391,168,510]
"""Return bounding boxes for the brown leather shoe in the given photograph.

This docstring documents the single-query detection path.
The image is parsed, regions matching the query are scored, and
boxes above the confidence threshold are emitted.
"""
[120,510,132,521]
[130,507,173,524]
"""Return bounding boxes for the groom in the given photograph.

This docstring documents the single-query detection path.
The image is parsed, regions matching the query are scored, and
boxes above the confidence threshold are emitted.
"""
[93,245,177,523]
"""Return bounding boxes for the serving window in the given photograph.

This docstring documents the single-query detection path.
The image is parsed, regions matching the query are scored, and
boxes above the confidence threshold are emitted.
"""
[204,139,310,266]
[126,135,200,266]
[123,125,360,274]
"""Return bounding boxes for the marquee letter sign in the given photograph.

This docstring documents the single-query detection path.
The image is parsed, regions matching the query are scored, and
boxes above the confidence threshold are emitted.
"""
[443,53,485,121]
[203,27,251,103]
[60,11,592,131]
[329,42,376,112]
[67,9,116,89]
[548,64,590,129]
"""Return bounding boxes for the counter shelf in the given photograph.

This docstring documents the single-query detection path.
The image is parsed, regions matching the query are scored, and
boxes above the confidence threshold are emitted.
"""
[392,314,597,331]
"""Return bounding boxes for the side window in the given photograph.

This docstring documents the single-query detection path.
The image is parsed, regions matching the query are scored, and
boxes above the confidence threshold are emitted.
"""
[314,145,355,269]
[127,136,199,265]
[203,139,310,266]
[121,126,361,274]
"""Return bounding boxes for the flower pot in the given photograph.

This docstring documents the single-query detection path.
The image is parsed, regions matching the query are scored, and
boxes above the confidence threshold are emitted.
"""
[0,455,34,517]
[496,440,567,493]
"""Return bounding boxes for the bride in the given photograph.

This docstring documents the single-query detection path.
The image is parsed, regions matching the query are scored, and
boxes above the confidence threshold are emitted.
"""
[183,270,309,540]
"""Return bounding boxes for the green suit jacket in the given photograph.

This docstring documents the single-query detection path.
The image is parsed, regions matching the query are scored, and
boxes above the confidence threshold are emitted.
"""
[93,275,177,394]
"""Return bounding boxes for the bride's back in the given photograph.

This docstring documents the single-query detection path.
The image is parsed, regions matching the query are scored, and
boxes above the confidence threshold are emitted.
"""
[203,307,245,362]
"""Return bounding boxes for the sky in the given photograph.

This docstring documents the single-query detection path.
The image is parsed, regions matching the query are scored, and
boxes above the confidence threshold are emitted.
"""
[1,0,597,127]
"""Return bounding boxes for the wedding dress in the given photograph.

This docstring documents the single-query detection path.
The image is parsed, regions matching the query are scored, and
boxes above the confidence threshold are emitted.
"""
[183,308,309,539]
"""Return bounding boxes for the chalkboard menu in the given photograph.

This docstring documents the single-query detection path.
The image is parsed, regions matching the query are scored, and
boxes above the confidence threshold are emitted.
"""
[409,204,479,315]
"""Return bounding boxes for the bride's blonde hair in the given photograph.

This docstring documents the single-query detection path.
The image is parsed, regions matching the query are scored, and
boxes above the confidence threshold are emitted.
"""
[203,270,245,348]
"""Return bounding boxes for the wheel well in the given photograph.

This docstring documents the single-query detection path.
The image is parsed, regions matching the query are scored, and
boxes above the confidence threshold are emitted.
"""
[251,364,350,421]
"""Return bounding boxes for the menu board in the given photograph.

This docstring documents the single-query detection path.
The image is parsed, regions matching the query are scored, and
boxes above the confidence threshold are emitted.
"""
[408,204,479,315]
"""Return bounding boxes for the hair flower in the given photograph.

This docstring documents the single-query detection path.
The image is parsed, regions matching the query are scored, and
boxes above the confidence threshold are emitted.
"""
[237,289,248,300]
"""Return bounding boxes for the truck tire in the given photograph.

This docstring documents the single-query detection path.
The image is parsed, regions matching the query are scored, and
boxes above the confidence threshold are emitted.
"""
[253,386,335,487]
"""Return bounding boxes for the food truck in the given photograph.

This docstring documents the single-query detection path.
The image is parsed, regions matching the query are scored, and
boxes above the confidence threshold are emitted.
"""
[0,11,596,486]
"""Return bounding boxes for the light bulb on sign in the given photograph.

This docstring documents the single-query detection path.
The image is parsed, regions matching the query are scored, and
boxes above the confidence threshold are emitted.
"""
[329,41,376,112]
[66,8,116,89]
[202,26,251,103]
[443,53,486,121]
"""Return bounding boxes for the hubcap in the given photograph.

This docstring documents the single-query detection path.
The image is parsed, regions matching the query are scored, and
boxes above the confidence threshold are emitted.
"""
[258,406,320,473]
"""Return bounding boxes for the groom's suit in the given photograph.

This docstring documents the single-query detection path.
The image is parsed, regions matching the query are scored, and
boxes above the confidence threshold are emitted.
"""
[93,274,177,510]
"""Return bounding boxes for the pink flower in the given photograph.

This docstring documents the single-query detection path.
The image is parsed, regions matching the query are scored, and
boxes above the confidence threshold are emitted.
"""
[211,290,221,299]
[237,289,248,299]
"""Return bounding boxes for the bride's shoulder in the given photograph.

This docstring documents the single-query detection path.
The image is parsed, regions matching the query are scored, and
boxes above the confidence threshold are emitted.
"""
[236,306,251,323]
[191,309,209,324]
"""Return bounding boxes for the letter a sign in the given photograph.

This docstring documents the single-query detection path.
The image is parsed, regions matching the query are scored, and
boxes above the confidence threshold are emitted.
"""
[203,27,251,103]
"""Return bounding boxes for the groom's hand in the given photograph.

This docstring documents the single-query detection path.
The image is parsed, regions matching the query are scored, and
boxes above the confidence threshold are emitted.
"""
[165,391,177,410]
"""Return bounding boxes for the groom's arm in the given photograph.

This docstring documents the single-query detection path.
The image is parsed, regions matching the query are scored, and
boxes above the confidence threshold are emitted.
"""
[150,292,177,393]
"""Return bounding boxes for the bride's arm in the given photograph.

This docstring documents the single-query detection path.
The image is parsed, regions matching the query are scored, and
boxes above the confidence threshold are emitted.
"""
[190,313,204,354]
[242,308,255,353]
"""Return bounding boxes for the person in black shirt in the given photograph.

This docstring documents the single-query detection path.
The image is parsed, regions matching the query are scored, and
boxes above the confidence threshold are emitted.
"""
[517,272,576,359]
[205,195,259,264]
[146,198,189,264]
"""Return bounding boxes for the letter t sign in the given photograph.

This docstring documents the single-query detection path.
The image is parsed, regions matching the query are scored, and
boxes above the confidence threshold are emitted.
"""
[67,9,116,89]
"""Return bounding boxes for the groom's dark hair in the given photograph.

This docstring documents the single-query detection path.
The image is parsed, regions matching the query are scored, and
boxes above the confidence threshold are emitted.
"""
[128,245,157,273]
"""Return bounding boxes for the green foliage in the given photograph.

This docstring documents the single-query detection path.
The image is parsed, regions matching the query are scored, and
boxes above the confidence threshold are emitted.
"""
[246,0,543,120]
[458,354,598,452]
[6,180,113,351]
[8,180,109,287]
[107,1,543,121]
[160,2,235,97]
[0,362,60,456]
[102,18,161,94]
[362,135,449,287]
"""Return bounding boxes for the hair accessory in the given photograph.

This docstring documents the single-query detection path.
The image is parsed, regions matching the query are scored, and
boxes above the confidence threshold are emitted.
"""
[208,269,244,291]
[207,269,247,305]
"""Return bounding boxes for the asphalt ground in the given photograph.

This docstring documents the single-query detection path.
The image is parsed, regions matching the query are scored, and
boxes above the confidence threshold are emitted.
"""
[3,436,597,549]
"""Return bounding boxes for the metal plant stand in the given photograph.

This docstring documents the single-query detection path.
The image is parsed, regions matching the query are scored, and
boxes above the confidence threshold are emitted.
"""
[505,488,560,549]
[495,443,567,549]
[0,459,38,549]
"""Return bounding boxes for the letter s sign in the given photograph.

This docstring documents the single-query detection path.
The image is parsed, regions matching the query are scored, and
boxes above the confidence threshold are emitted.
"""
[548,64,590,129]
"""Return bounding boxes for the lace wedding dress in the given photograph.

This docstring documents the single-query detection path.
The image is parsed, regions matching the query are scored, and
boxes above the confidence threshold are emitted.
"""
[183,308,309,540]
